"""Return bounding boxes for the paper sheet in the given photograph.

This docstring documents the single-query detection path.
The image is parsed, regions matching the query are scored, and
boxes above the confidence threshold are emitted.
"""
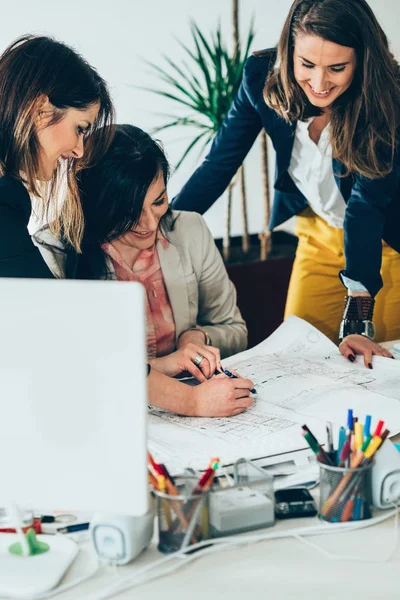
[149,316,400,471]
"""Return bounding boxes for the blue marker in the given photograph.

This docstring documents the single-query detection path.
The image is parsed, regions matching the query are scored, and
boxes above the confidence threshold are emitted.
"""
[337,427,346,465]
[363,415,372,438]
[347,409,354,432]
[223,369,256,394]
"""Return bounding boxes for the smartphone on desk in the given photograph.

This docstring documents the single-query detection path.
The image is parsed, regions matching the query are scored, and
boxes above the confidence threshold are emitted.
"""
[274,487,317,519]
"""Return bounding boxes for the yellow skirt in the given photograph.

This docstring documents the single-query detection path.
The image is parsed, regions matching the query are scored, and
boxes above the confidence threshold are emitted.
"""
[284,209,400,343]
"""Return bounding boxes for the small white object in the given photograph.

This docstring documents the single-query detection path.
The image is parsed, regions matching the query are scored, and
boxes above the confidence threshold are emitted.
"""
[391,343,400,359]
[90,509,154,565]
[209,487,274,536]
[372,439,400,508]
[0,534,78,598]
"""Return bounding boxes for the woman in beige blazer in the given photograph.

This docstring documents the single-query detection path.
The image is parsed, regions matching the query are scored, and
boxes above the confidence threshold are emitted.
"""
[34,125,253,417]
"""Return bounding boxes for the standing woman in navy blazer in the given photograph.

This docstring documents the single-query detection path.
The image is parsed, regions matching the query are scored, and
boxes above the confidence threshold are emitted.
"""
[0,35,114,278]
[172,0,400,364]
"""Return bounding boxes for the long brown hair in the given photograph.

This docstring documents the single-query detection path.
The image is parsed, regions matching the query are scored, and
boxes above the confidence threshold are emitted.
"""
[0,35,115,251]
[264,0,400,178]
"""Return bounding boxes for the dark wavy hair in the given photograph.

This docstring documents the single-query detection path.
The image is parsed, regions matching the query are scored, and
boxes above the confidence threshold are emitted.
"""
[75,124,173,279]
[264,0,400,178]
[0,34,115,250]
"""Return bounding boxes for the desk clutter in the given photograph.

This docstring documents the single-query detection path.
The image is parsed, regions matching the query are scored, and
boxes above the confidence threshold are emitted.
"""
[148,452,276,553]
[2,415,400,599]
[147,410,397,553]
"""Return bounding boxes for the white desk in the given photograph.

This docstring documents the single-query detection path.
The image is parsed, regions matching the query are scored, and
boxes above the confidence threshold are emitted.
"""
[7,341,400,600]
[49,510,400,600]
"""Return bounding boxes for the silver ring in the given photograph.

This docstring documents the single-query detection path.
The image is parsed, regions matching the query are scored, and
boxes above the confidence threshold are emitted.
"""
[193,353,204,367]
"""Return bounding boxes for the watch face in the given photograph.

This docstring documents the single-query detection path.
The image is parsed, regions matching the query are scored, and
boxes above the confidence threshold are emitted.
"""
[365,321,375,340]
[340,320,375,340]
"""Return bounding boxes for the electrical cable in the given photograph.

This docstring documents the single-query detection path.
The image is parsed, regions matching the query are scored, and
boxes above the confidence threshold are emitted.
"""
[292,502,400,563]
[91,507,399,600]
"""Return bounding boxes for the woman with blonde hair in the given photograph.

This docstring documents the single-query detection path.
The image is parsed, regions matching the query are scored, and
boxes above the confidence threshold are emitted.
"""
[173,0,400,366]
[0,34,114,277]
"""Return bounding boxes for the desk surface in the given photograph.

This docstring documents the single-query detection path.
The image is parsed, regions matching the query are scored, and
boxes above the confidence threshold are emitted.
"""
[7,341,400,600]
[51,510,400,600]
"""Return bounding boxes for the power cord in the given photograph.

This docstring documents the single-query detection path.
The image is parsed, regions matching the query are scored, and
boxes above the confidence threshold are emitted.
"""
[292,502,400,563]
[90,507,400,600]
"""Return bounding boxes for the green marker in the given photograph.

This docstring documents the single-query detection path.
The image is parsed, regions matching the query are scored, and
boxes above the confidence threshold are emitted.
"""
[361,434,373,453]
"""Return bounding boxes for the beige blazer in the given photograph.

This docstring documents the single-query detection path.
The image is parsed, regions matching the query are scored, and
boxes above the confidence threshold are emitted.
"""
[33,210,247,359]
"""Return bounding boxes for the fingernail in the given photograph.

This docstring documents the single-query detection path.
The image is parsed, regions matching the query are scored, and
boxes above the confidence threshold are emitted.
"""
[348,354,355,362]
[368,363,373,369]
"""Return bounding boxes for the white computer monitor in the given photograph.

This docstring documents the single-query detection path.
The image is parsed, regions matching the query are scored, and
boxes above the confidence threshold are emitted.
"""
[0,278,148,517]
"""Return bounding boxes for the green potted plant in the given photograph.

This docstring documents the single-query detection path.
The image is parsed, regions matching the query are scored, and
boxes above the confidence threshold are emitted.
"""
[142,17,255,260]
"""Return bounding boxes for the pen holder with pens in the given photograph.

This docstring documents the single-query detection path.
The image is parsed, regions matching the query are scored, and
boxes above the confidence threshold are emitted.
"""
[319,461,374,523]
[154,476,210,554]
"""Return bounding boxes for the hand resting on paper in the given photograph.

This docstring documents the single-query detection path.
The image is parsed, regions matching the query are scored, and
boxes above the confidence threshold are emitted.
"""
[339,335,393,369]
[149,342,222,382]
[147,367,254,417]
[191,373,254,417]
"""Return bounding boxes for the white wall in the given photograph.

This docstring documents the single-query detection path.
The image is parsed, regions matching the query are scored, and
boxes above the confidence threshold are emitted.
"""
[2,0,399,238]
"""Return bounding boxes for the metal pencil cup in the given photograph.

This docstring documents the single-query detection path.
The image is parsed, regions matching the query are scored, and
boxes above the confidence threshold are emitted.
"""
[319,461,374,523]
[154,477,210,554]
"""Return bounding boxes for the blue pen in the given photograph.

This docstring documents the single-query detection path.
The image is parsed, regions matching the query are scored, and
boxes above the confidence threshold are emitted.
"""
[337,427,346,465]
[363,414,372,438]
[223,369,256,394]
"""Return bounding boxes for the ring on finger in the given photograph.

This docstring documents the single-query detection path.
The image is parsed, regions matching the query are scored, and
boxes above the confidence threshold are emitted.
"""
[193,353,204,367]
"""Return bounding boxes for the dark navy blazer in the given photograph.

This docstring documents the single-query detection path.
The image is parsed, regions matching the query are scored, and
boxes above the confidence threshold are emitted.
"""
[172,50,400,298]
[0,176,54,278]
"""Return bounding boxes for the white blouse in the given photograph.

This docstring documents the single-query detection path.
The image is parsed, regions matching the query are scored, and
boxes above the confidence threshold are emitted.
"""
[288,118,367,293]
[288,118,345,228]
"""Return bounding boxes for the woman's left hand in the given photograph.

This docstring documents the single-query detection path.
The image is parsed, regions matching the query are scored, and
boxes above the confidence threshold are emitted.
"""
[150,342,222,381]
[339,334,393,368]
[177,329,223,376]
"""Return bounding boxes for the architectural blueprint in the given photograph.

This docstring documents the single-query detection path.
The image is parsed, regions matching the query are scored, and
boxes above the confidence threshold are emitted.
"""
[148,316,400,470]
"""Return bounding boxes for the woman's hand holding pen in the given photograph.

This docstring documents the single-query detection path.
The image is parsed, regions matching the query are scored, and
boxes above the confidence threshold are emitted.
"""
[190,373,254,417]
[149,342,222,382]
[339,334,393,369]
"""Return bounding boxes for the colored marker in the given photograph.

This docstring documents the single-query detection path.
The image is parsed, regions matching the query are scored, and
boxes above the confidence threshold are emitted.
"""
[363,415,372,438]
[354,422,364,451]
[380,429,390,442]
[223,369,256,394]
[373,420,384,437]
[337,427,346,464]
[57,522,90,534]
[361,435,372,453]
[364,436,384,460]
[303,431,333,465]
[339,440,351,467]
[347,409,354,432]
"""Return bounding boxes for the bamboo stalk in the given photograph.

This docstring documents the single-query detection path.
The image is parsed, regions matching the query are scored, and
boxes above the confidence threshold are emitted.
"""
[239,165,250,253]
[258,130,272,260]
[223,0,240,263]
[223,181,234,261]
[232,0,239,54]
